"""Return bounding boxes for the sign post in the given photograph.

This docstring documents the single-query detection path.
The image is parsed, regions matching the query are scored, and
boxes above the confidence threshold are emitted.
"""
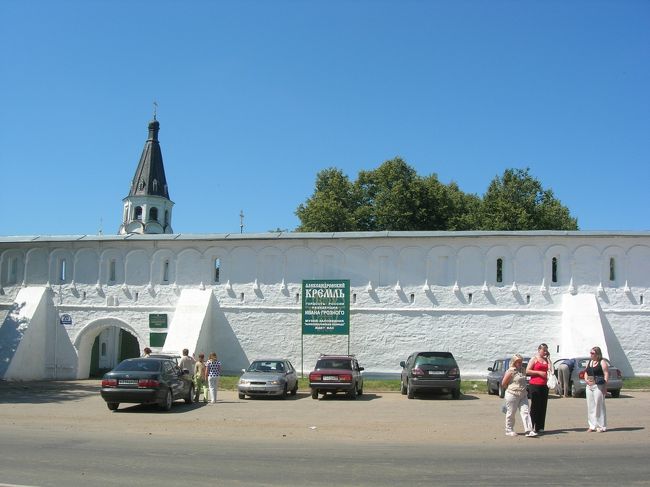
[301,279,350,375]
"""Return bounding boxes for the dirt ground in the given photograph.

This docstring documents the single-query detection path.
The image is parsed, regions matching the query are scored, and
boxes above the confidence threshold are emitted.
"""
[1,380,648,446]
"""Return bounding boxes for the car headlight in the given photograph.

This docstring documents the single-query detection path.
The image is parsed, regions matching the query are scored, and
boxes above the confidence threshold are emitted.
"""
[269,380,282,385]
[239,379,250,385]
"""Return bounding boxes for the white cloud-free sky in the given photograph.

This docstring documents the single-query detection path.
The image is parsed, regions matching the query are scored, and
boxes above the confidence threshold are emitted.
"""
[1,1,648,236]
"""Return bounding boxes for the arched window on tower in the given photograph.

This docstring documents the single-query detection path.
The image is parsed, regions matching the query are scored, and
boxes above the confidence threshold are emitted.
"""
[135,206,143,221]
[164,210,169,226]
[496,258,503,283]
[609,257,616,282]
[552,257,558,284]
[149,207,158,222]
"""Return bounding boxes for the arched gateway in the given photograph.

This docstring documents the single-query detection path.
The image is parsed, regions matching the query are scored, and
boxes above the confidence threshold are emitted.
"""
[74,318,145,379]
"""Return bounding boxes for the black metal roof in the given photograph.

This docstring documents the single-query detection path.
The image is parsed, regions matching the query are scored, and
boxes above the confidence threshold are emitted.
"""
[127,119,170,199]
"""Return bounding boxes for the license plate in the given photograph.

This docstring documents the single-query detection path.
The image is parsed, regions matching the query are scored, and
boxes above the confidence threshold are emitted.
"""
[323,375,338,381]
[428,371,446,375]
[119,379,138,385]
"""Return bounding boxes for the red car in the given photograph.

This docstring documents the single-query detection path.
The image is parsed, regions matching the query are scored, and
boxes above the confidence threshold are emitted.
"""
[309,354,364,400]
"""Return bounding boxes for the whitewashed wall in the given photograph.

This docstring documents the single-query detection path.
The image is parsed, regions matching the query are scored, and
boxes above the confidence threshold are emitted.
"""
[1,231,649,380]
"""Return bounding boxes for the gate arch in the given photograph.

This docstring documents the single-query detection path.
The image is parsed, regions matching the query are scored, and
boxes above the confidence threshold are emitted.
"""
[74,318,145,379]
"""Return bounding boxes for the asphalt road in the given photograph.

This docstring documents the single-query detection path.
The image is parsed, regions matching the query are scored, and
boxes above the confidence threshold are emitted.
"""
[0,381,649,486]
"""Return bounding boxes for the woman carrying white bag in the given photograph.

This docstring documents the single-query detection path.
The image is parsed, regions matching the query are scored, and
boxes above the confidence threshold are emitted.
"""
[501,354,537,437]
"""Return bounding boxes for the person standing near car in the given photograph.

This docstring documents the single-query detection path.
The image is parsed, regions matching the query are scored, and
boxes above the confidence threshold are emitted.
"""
[585,346,609,432]
[179,348,196,374]
[526,343,551,434]
[502,354,536,437]
[194,353,208,402]
[556,358,575,398]
[204,352,222,404]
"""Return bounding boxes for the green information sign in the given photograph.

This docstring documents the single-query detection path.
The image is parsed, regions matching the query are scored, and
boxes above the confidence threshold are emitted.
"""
[149,314,168,329]
[302,280,350,335]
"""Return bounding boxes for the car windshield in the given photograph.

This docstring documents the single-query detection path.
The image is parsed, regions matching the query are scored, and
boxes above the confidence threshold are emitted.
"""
[316,359,352,370]
[114,359,161,372]
[415,354,456,367]
[248,361,285,372]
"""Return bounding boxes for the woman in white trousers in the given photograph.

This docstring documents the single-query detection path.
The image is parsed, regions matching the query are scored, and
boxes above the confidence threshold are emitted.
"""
[584,346,609,432]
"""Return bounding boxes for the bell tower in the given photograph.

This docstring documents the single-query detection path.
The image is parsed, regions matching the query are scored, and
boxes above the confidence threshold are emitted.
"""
[119,115,174,235]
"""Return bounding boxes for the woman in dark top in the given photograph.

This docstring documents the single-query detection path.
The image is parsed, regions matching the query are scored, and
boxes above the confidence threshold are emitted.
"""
[585,346,609,432]
[526,343,550,434]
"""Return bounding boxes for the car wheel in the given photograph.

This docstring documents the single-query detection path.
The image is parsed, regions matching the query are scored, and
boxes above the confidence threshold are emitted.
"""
[185,384,194,404]
[238,392,246,399]
[452,388,461,400]
[498,384,505,398]
[347,386,357,400]
[291,381,298,396]
[400,379,407,395]
[610,389,621,398]
[106,402,119,411]
[160,389,173,411]
[407,379,415,399]
[311,389,318,400]
[358,384,363,396]
[282,384,288,399]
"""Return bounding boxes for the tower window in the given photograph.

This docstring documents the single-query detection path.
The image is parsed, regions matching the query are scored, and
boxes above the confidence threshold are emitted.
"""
[214,258,221,283]
[468,293,473,304]
[496,258,503,283]
[135,206,143,221]
[552,257,558,284]
[109,260,116,282]
[164,210,169,226]
[59,259,67,283]
[609,258,616,282]
[163,260,170,282]
[9,257,18,284]
[149,207,158,222]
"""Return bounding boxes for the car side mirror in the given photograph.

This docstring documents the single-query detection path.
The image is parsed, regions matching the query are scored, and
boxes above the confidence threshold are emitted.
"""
[358,367,365,371]
[399,361,406,368]
[488,367,494,372]
[241,368,246,374]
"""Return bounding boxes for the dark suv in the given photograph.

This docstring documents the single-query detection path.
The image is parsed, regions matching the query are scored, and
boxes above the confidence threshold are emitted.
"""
[309,354,364,399]
[400,351,461,399]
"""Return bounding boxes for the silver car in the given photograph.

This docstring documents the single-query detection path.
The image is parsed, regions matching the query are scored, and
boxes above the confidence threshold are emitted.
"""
[553,357,623,398]
[238,359,299,399]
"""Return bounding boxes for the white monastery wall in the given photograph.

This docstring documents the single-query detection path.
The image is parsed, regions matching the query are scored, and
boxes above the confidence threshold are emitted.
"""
[1,231,649,380]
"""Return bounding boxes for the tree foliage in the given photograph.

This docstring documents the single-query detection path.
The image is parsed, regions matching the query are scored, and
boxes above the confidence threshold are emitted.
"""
[479,168,578,231]
[295,160,578,232]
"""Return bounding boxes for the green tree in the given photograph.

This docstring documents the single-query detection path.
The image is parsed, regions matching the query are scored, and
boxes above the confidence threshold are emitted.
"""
[295,168,359,232]
[355,158,423,231]
[479,168,578,230]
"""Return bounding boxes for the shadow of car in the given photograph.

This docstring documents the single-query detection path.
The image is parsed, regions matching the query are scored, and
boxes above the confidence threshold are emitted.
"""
[487,357,531,398]
[400,351,461,399]
[100,357,194,411]
[238,359,299,399]
[553,357,623,398]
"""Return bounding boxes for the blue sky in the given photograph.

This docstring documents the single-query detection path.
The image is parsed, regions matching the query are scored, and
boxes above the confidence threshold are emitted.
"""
[1,1,648,236]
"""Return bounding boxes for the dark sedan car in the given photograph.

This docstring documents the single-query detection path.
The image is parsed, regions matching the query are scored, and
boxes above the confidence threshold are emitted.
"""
[400,351,461,399]
[309,354,364,399]
[487,357,531,398]
[100,357,194,411]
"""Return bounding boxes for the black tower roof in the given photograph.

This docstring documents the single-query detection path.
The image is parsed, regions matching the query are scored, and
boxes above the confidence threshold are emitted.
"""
[128,119,170,199]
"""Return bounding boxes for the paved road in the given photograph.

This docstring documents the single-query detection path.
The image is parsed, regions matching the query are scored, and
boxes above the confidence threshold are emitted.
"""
[0,381,649,486]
